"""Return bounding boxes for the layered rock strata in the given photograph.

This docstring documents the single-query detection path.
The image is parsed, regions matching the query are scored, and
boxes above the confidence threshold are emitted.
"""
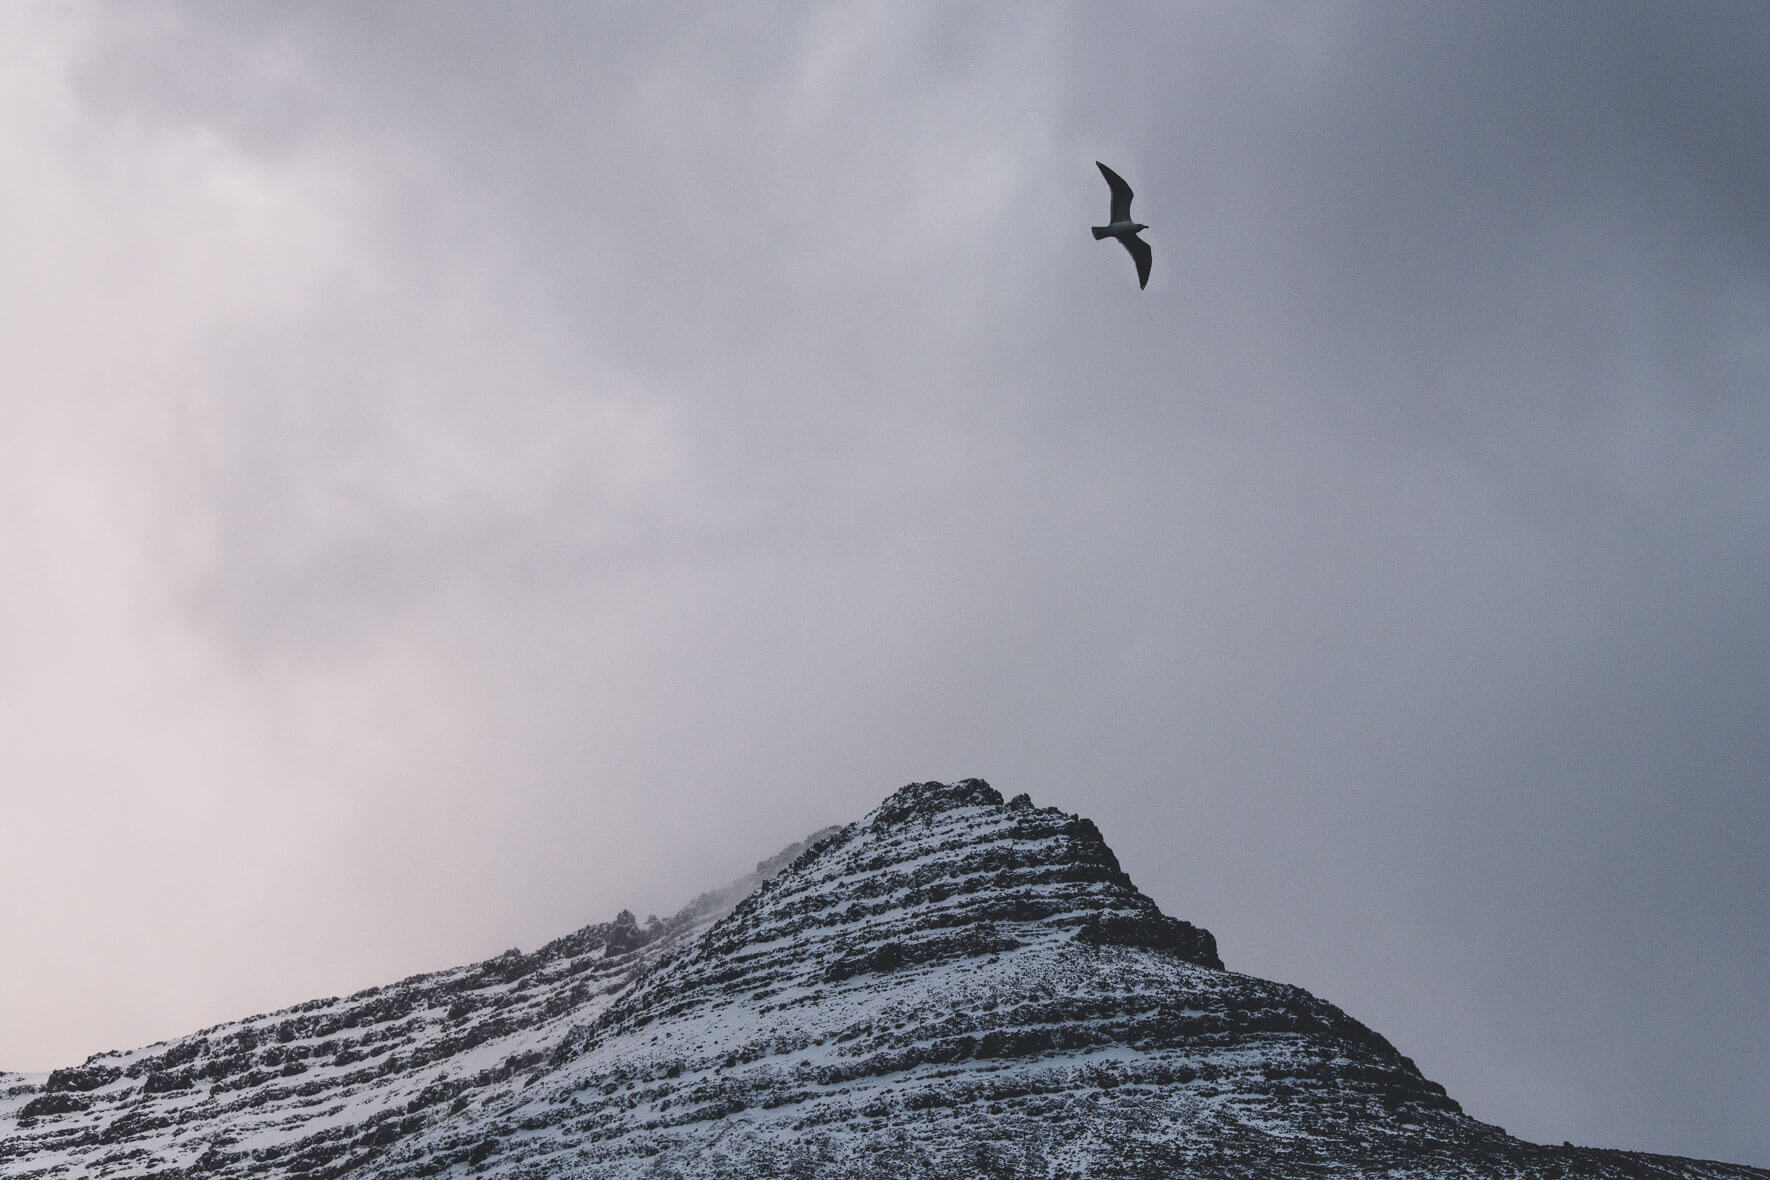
[0,833,832,1178]
[3,781,1763,1179]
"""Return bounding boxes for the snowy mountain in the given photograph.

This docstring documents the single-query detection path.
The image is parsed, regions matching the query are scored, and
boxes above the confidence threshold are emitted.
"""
[3,780,1763,1179]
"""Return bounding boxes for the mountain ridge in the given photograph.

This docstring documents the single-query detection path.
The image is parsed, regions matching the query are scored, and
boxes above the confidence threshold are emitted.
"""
[3,780,1763,1179]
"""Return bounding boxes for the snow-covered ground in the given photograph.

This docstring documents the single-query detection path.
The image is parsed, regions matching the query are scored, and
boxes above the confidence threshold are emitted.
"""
[3,782,1761,1179]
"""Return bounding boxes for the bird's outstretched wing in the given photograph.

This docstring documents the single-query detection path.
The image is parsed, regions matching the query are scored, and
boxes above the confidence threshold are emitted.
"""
[1121,234,1152,289]
[1097,161,1135,224]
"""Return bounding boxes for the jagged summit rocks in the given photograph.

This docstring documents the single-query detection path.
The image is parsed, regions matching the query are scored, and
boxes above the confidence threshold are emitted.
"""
[592,775,1224,1032]
[3,782,1765,1179]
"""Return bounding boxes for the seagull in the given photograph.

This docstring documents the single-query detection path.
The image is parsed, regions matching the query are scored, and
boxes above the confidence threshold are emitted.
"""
[1092,161,1151,289]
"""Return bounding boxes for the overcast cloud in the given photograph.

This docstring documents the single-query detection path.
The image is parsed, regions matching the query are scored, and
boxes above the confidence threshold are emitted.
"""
[2,1,1766,1166]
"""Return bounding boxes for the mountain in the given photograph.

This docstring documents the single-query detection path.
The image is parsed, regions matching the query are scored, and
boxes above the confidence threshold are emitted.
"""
[2,780,1762,1179]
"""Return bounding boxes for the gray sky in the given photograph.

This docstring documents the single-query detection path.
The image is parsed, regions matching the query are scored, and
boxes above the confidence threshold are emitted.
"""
[3,1,1766,1166]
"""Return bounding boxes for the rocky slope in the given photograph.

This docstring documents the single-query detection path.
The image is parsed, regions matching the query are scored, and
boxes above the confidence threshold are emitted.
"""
[0,833,834,1178]
[3,780,1763,1179]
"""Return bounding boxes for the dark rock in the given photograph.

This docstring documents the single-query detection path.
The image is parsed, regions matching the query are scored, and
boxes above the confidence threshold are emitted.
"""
[141,1069,193,1094]
[44,1065,121,1093]
[1073,913,1223,969]
[870,778,1003,825]
[21,1092,91,1117]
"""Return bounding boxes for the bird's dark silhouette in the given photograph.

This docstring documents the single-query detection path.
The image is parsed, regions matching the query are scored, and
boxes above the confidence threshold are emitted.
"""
[1092,161,1151,289]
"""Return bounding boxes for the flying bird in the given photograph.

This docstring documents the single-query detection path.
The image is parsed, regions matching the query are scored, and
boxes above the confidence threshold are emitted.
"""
[1092,161,1151,289]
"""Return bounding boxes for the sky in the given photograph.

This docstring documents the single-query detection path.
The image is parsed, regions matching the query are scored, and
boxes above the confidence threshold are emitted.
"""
[2,0,1766,1166]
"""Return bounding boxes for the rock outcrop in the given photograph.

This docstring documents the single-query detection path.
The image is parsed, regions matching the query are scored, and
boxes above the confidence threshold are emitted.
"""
[2,781,1763,1179]
[0,830,833,1178]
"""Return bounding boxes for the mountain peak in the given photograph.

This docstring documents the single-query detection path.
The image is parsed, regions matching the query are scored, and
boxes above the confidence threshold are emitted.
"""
[867,776,1004,824]
[575,780,1222,1054]
[4,781,1763,1179]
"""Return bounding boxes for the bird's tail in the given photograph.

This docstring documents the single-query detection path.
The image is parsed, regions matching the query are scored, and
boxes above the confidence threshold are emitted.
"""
[1091,226,1112,240]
